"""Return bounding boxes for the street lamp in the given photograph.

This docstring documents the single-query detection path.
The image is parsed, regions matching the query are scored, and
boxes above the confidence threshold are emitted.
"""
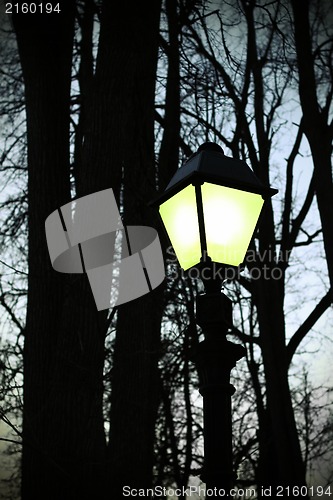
[150,142,277,495]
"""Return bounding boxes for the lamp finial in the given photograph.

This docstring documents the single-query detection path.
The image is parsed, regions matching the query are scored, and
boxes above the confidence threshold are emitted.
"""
[198,142,224,155]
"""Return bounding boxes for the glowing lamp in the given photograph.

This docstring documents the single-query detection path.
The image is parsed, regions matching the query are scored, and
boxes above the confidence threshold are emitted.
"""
[151,143,277,270]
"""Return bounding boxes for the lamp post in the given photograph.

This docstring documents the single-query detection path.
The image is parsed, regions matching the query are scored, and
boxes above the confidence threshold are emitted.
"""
[151,142,277,496]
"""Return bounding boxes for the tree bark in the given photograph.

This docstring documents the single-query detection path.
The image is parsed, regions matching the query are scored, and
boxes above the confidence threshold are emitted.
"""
[105,0,163,496]
[158,0,181,191]
[291,0,333,295]
[13,6,107,499]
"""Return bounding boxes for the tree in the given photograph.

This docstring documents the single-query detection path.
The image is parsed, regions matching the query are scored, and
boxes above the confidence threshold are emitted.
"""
[12,4,107,499]
[291,0,333,292]
[103,1,162,496]
[12,0,162,497]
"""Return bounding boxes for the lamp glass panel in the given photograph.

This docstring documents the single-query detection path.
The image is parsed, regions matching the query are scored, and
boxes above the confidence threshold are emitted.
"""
[201,183,264,266]
[159,185,201,270]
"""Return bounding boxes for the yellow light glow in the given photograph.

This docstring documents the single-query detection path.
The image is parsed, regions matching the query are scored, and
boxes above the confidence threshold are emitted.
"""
[201,183,264,266]
[159,185,201,269]
[159,182,264,270]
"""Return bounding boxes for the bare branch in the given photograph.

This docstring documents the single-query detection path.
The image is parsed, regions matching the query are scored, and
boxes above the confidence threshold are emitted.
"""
[286,289,332,367]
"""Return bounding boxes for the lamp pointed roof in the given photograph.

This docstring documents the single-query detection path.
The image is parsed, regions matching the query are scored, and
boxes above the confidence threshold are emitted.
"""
[167,142,277,194]
[150,142,278,207]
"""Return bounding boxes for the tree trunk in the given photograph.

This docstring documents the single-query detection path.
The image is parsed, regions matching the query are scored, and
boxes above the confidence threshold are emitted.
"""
[254,205,307,493]
[158,0,181,191]
[105,0,163,496]
[13,6,107,499]
[291,0,333,295]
